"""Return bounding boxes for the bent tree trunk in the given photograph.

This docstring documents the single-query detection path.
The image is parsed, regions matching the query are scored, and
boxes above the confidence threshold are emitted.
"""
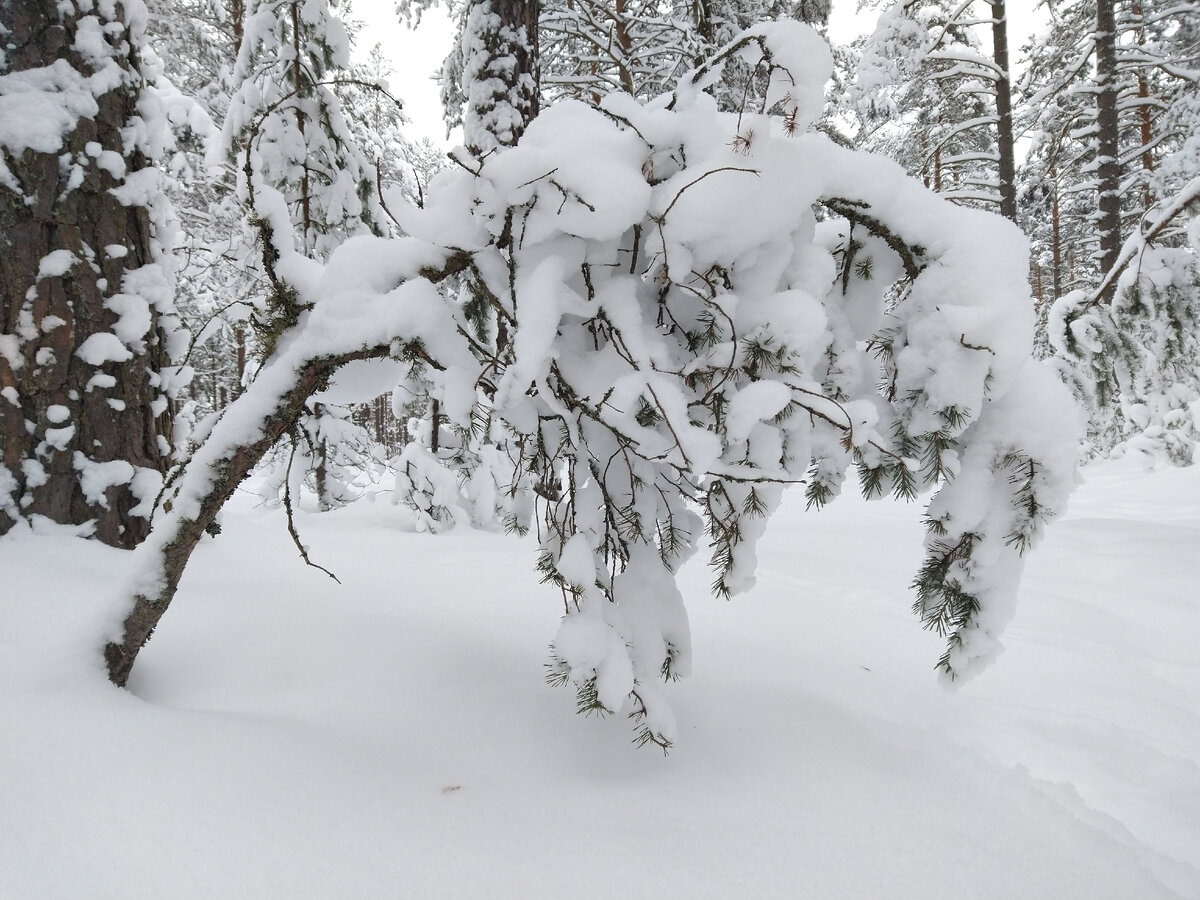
[104,350,365,684]
[104,252,468,686]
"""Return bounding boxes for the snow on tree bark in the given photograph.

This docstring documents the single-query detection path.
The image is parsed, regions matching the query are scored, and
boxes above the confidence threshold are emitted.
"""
[461,0,539,153]
[0,0,185,548]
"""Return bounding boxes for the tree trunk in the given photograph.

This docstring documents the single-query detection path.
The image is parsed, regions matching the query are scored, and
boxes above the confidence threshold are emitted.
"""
[230,0,245,56]
[614,0,635,95]
[1132,2,1154,212]
[290,0,312,254]
[1094,0,1123,301]
[429,398,441,455]
[0,0,172,548]
[235,325,246,390]
[990,1,1018,223]
[1051,170,1063,302]
[313,402,330,511]
[463,0,540,153]
[1137,73,1154,211]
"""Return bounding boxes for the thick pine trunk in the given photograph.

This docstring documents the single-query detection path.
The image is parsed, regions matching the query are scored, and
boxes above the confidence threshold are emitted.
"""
[0,0,170,548]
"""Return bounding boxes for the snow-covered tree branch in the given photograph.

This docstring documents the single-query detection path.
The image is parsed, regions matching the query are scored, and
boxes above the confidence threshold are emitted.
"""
[104,20,1079,748]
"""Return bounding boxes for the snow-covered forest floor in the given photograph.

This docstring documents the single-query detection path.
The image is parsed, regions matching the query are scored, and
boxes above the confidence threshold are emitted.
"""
[3,455,1198,899]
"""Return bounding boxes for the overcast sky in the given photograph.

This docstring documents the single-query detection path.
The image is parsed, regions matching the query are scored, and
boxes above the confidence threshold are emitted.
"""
[352,2,455,144]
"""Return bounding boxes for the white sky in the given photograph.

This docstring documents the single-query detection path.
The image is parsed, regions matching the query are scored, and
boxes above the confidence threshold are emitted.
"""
[352,2,457,144]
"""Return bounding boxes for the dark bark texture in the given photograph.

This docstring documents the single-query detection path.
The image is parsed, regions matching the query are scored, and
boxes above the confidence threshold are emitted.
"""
[0,0,170,547]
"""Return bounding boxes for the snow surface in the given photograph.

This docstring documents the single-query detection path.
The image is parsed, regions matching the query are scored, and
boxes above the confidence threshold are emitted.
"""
[2,456,1198,899]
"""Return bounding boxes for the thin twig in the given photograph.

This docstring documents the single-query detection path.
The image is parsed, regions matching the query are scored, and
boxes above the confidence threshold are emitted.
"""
[282,436,342,584]
[659,166,760,221]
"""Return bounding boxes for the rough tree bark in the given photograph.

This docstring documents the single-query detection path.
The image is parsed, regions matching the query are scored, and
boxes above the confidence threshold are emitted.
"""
[0,0,173,548]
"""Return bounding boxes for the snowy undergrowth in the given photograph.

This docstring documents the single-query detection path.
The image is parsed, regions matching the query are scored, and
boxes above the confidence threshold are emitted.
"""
[2,457,1197,899]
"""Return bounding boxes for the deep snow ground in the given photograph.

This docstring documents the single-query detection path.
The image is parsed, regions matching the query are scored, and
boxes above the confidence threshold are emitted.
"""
[2,457,1198,899]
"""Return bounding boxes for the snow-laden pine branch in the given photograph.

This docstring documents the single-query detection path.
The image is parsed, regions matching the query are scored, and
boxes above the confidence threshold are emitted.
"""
[105,20,1080,747]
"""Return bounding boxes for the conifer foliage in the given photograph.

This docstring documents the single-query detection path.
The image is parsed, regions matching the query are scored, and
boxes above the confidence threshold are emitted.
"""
[849,1,1200,466]
[430,0,832,130]
[13,0,1195,752]
[223,0,388,259]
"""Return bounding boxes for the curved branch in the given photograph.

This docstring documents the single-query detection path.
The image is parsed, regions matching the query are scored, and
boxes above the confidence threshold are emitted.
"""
[822,197,926,281]
[104,251,472,686]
